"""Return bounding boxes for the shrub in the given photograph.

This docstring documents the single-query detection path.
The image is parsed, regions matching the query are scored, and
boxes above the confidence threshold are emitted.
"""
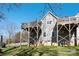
[0,49,2,53]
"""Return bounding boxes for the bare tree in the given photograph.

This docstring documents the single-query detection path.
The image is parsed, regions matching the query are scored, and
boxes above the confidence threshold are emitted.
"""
[0,3,22,21]
[3,22,18,46]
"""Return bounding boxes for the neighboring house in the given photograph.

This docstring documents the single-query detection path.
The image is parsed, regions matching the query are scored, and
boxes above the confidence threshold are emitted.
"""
[21,11,79,46]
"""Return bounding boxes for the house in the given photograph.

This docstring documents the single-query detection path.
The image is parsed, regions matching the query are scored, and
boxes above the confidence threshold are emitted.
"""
[21,11,79,46]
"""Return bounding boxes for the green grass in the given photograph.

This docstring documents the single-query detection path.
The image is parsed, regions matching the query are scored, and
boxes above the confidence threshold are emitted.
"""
[1,45,79,56]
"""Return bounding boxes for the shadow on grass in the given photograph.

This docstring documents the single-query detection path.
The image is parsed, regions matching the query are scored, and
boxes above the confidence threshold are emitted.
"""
[1,46,79,56]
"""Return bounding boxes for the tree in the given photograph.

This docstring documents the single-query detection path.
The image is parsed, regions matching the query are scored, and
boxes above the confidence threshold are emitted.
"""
[14,32,20,43]
[4,22,18,46]
[13,30,28,43]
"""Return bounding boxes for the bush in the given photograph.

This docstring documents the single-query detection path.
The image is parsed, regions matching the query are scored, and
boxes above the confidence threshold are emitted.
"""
[0,43,6,48]
[0,49,2,53]
[2,43,6,48]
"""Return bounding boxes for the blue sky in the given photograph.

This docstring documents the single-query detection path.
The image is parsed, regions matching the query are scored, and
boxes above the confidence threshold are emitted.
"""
[0,3,79,38]
[2,3,79,25]
[3,3,79,25]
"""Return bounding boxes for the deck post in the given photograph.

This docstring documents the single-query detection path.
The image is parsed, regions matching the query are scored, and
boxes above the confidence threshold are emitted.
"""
[57,22,58,46]
[20,30,22,48]
[28,23,30,47]
[69,17,71,46]
[36,20,38,46]
[74,28,77,46]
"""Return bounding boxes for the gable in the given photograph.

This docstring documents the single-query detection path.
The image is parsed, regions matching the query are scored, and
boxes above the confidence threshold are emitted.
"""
[41,11,58,23]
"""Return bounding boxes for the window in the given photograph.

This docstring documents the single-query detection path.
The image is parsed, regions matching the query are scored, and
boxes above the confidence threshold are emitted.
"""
[71,18,76,21]
[47,21,52,24]
[43,32,46,37]
[47,40,51,42]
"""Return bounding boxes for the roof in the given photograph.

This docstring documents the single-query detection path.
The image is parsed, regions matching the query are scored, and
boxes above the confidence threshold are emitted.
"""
[40,11,60,21]
[21,11,61,29]
[21,20,42,29]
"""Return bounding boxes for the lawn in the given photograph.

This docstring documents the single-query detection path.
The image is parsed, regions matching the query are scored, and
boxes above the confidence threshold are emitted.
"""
[0,45,79,56]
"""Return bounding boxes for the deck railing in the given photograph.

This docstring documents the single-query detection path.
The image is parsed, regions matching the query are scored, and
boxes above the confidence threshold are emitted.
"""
[57,17,79,24]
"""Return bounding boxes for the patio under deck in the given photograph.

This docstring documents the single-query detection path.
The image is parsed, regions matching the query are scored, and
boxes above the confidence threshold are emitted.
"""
[56,17,79,46]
